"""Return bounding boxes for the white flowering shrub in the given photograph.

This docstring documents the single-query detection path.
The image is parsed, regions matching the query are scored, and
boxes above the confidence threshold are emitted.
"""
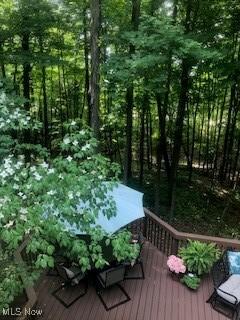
[0,79,43,161]
[0,131,118,310]
[0,80,139,312]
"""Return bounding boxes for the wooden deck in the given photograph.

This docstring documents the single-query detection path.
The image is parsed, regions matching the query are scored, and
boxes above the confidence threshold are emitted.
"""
[35,242,229,320]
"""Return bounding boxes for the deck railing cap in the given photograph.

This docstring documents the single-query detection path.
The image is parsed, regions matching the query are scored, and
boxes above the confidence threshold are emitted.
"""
[143,207,240,249]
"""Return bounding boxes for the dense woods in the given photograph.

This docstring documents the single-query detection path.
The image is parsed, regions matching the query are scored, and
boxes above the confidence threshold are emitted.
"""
[0,0,240,236]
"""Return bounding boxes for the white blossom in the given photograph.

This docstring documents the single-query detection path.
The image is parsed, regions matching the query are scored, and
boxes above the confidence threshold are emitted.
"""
[66,156,73,162]
[5,220,14,228]
[58,173,64,180]
[82,143,91,152]
[72,140,78,146]
[63,137,71,145]
[18,192,27,200]
[33,172,42,181]
[20,208,28,214]
[47,190,56,196]
[47,168,55,174]
[30,166,36,172]
[79,130,85,136]
[70,120,76,126]
[20,171,27,178]
[0,171,8,179]
[40,162,49,169]
[15,161,23,170]
[68,191,74,200]
[20,214,27,221]
[13,183,19,190]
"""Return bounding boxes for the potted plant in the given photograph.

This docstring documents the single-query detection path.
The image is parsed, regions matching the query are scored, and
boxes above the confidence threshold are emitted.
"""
[167,255,186,280]
[181,273,201,290]
[179,240,220,276]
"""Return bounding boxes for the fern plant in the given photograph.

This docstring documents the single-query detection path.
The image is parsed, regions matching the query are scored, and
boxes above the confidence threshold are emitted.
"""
[179,240,220,275]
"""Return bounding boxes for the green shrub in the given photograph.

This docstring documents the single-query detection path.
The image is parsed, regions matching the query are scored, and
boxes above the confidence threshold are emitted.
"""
[181,273,200,290]
[179,240,220,275]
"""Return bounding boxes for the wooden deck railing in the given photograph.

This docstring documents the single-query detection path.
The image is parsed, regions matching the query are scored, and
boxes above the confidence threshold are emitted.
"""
[140,208,240,255]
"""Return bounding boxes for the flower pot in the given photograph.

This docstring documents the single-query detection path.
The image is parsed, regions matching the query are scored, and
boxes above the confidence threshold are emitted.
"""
[169,270,184,281]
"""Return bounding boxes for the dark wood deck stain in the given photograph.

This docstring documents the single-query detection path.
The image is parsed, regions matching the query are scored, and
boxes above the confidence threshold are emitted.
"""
[35,242,229,320]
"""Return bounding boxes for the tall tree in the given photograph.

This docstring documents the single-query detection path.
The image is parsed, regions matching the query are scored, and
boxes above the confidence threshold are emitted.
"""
[169,0,193,218]
[90,0,101,139]
[123,0,141,184]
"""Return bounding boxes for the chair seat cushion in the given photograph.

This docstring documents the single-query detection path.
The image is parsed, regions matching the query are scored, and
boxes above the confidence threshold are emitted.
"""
[217,274,240,305]
[227,251,240,274]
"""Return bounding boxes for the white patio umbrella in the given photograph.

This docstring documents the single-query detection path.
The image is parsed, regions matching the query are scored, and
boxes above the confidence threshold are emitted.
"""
[65,183,144,234]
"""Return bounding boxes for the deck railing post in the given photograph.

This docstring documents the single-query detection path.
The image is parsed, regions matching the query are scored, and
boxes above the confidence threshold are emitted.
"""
[171,238,179,255]
[142,216,147,238]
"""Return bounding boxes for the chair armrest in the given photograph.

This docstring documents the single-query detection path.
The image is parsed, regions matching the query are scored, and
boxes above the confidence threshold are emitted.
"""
[69,270,85,282]
[216,287,238,305]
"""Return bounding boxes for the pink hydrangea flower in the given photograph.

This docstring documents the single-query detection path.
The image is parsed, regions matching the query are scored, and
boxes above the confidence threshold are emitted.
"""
[167,255,186,274]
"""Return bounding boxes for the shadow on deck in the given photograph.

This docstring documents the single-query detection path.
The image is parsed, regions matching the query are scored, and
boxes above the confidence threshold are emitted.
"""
[35,242,229,320]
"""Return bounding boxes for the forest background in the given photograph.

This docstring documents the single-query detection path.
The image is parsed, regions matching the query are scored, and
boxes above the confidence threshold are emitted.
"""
[0,0,240,238]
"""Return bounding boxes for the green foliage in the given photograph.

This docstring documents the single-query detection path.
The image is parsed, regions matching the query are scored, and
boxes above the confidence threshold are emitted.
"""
[0,252,38,312]
[0,82,138,309]
[180,273,201,290]
[112,230,140,262]
[179,240,220,275]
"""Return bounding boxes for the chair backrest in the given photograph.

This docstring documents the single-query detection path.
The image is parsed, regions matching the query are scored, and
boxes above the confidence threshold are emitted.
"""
[105,265,125,287]
[56,264,69,281]
[222,250,231,275]
[211,255,229,288]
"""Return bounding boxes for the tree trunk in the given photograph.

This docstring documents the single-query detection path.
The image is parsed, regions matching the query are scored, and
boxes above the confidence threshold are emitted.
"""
[90,0,101,139]
[0,43,6,78]
[169,58,190,218]
[219,83,236,181]
[39,37,49,149]
[188,78,201,182]
[83,5,91,125]
[169,0,192,218]
[123,0,141,184]
[123,86,134,184]
[139,93,148,185]
[22,32,31,111]
[156,93,171,179]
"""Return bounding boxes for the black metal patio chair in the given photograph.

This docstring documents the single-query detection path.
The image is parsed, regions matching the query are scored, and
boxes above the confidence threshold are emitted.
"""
[207,251,240,320]
[47,252,69,277]
[52,264,88,308]
[95,264,130,311]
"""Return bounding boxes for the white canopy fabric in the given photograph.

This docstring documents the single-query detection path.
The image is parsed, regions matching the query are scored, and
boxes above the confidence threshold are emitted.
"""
[65,183,144,234]
[94,183,144,233]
